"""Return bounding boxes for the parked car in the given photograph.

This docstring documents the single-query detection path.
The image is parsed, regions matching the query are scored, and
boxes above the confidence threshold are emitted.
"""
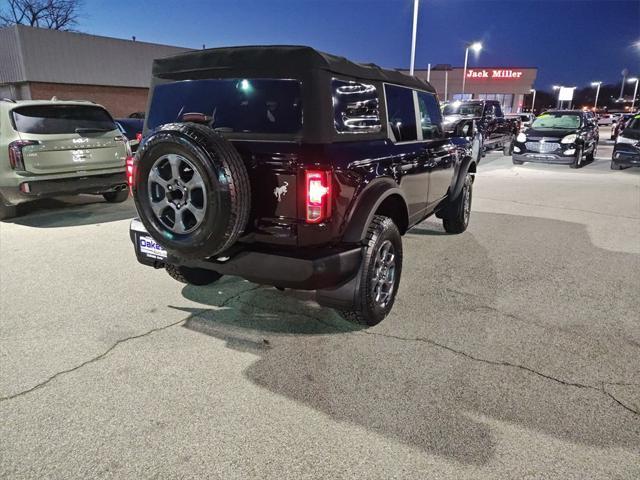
[507,113,535,129]
[597,113,613,125]
[128,112,145,119]
[512,110,599,168]
[610,113,634,140]
[611,114,640,170]
[442,99,519,160]
[0,99,130,220]
[115,118,144,152]
[128,46,476,326]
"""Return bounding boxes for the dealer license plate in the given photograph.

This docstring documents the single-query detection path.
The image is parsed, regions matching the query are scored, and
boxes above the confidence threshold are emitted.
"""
[138,235,167,260]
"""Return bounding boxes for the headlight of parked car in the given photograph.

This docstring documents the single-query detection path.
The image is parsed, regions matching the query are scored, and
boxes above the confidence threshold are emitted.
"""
[616,135,638,145]
[560,134,577,144]
[516,132,527,142]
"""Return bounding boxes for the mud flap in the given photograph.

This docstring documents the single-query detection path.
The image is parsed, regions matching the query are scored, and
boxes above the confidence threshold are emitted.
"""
[315,268,362,311]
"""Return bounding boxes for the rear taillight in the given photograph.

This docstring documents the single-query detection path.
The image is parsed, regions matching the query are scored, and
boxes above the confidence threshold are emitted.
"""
[8,140,39,171]
[136,133,142,143]
[305,170,331,224]
[126,156,135,194]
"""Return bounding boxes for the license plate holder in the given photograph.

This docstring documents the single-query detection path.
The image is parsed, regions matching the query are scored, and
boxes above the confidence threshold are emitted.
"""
[136,234,167,262]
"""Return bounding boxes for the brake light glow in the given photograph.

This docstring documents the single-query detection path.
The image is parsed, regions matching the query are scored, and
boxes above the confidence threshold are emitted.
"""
[136,133,142,143]
[305,170,331,223]
[8,140,39,171]
[126,156,135,194]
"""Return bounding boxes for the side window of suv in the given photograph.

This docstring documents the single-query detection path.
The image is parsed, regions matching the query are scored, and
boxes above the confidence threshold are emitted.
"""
[384,84,417,142]
[494,102,504,117]
[417,91,444,140]
[332,79,381,134]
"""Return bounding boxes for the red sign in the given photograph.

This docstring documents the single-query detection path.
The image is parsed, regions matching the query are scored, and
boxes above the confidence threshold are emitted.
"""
[466,69,524,79]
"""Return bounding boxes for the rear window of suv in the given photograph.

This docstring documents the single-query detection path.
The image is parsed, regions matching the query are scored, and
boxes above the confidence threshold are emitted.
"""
[147,79,302,135]
[12,105,116,134]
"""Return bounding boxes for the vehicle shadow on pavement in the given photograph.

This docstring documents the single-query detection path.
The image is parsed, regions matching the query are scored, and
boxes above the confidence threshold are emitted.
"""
[177,213,639,467]
[4,195,136,228]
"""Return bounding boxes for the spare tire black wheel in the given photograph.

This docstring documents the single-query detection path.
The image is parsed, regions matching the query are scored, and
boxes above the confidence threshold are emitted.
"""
[133,123,251,259]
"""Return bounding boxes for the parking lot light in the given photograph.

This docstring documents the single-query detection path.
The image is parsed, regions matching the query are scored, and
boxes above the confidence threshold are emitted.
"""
[462,42,483,95]
[628,77,639,111]
[591,81,602,110]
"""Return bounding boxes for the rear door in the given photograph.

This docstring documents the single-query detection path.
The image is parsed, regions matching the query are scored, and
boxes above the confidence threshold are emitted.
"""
[416,91,456,205]
[11,104,127,175]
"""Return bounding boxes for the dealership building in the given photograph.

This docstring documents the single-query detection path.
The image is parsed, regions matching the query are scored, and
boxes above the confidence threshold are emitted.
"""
[0,25,191,117]
[404,64,538,113]
[0,25,538,117]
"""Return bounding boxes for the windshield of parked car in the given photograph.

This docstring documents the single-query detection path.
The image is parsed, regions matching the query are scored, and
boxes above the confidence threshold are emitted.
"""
[12,105,116,134]
[147,79,302,135]
[531,113,581,129]
[442,102,483,117]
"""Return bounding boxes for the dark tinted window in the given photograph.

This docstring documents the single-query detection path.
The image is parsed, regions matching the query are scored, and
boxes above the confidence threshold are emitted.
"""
[417,91,443,139]
[384,85,417,142]
[332,79,381,133]
[12,105,115,134]
[147,79,302,135]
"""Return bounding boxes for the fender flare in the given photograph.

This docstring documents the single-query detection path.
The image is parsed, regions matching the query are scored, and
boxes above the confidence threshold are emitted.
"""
[450,155,476,201]
[342,179,408,244]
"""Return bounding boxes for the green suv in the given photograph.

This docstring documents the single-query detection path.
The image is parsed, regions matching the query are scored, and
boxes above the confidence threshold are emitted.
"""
[0,99,130,219]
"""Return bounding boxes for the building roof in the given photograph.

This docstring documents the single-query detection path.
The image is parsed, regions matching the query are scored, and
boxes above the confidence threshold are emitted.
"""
[0,25,192,88]
[153,45,436,92]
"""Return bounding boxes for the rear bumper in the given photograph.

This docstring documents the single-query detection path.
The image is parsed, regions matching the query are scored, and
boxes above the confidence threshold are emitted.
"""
[612,147,640,167]
[129,219,363,290]
[0,172,127,205]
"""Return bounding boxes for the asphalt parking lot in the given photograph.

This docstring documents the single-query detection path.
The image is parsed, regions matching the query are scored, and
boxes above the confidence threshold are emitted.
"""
[1,128,639,479]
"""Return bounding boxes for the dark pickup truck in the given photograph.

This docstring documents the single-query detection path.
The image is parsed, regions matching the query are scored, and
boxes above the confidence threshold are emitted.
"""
[441,99,520,160]
[128,46,476,326]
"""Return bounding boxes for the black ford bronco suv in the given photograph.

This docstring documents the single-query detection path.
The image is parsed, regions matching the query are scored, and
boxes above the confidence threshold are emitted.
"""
[129,46,476,326]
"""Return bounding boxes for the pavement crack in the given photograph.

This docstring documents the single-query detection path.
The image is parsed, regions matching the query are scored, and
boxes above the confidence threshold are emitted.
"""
[0,318,187,403]
[361,330,640,417]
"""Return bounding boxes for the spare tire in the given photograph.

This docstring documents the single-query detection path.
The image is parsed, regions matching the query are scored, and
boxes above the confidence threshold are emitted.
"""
[133,122,250,259]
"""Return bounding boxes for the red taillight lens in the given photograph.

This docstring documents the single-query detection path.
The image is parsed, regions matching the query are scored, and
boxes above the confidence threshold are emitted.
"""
[305,170,331,224]
[136,133,142,143]
[126,156,135,194]
[8,140,39,171]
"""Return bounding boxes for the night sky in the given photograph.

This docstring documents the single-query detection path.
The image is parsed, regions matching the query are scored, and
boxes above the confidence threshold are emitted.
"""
[82,0,640,90]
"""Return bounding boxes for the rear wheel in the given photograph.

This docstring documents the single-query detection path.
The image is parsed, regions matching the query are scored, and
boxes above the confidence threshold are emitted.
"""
[512,158,524,165]
[340,215,402,327]
[165,264,222,285]
[103,189,129,203]
[442,171,473,234]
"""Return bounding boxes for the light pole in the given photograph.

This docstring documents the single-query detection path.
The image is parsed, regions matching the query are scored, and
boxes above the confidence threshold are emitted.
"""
[629,77,639,111]
[409,0,419,76]
[461,42,482,96]
[591,81,602,110]
[529,88,536,114]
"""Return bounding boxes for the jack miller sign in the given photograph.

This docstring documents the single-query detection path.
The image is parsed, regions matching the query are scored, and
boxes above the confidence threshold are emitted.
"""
[466,69,524,79]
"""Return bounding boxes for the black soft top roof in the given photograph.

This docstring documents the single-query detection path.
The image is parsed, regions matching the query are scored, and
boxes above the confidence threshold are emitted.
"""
[153,45,435,92]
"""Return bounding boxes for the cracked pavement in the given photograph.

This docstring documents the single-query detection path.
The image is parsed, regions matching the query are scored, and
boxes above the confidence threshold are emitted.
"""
[1,134,639,479]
